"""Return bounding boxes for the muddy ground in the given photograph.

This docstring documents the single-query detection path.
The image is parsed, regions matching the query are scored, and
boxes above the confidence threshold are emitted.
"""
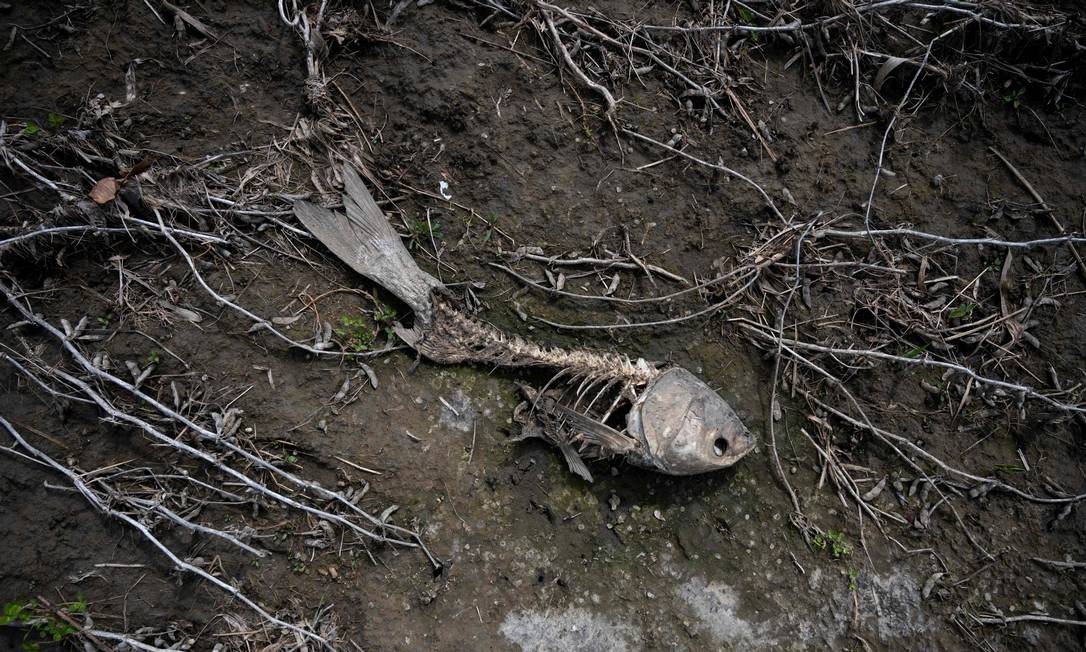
[2,1,1085,650]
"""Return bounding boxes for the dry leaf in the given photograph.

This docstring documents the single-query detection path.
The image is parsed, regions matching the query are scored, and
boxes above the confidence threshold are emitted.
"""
[121,158,153,180]
[89,177,119,204]
[873,56,910,93]
[159,300,203,323]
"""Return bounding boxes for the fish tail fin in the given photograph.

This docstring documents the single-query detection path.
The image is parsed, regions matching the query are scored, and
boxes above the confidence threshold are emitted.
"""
[293,165,442,321]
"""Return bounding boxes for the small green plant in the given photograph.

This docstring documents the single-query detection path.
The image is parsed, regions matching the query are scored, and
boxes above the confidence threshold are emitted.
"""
[948,302,975,320]
[145,350,161,366]
[406,218,442,249]
[65,597,87,615]
[21,122,40,137]
[847,568,859,591]
[1,601,33,626]
[581,119,596,141]
[812,530,851,560]
[1,601,79,651]
[1002,86,1025,109]
[372,300,398,340]
[46,112,66,128]
[901,342,929,359]
[335,314,376,352]
[483,213,501,242]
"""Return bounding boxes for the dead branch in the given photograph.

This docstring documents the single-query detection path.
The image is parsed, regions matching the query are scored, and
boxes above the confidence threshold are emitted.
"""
[0,416,331,649]
[815,227,1086,250]
[737,319,1085,414]
[0,288,435,558]
[971,613,1086,627]
[537,6,617,116]
[621,129,784,220]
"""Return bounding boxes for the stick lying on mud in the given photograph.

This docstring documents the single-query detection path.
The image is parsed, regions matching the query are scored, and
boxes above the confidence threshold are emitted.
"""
[491,262,745,304]
[1,274,444,589]
[532,270,758,330]
[970,613,1086,628]
[0,288,437,559]
[0,416,331,650]
[989,146,1086,282]
[737,319,1085,415]
[814,227,1086,250]
[620,129,784,220]
[1032,557,1086,570]
[0,223,227,251]
[538,6,617,117]
[508,249,689,285]
[151,209,403,359]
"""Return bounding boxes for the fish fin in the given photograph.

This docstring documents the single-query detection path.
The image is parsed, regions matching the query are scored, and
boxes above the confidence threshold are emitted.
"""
[552,403,637,454]
[557,441,594,483]
[293,165,442,321]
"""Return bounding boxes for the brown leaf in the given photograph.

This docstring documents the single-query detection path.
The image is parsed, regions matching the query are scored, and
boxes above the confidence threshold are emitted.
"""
[121,158,153,181]
[89,177,119,204]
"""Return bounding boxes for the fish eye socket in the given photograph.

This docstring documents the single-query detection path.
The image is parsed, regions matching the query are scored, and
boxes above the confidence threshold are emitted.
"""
[712,437,728,457]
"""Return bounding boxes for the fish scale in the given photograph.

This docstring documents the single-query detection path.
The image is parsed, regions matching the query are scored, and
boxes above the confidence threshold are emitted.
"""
[294,164,756,481]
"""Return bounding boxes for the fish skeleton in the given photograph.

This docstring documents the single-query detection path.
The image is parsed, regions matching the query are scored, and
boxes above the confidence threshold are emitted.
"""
[293,165,755,481]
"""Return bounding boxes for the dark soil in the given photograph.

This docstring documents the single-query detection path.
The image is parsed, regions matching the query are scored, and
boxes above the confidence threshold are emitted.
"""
[2,1,1085,651]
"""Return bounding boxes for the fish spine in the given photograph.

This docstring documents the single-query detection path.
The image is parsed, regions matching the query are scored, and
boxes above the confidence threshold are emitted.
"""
[416,293,659,386]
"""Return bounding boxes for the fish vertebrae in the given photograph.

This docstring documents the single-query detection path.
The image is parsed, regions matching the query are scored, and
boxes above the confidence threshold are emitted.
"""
[415,293,659,387]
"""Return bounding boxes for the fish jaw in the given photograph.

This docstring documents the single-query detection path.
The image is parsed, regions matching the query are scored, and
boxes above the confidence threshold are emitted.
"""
[627,368,756,475]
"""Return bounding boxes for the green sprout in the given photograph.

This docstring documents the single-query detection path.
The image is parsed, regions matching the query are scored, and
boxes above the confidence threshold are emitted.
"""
[372,300,398,339]
[1,601,33,626]
[65,597,87,615]
[373,300,397,326]
[483,212,500,242]
[1002,87,1025,109]
[334,314,376,352]
[948,303,975,319]
[901,342,929,359]
[407,218,442,250]
[812,530,851,560]
[1,601,79,651]
[21,122,40,137]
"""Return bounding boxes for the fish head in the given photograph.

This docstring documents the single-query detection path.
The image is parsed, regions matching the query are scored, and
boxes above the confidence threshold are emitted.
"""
[628,367,756,475]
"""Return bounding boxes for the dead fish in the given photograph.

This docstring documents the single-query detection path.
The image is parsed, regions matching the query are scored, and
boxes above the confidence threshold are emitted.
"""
[293,165,756,481]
